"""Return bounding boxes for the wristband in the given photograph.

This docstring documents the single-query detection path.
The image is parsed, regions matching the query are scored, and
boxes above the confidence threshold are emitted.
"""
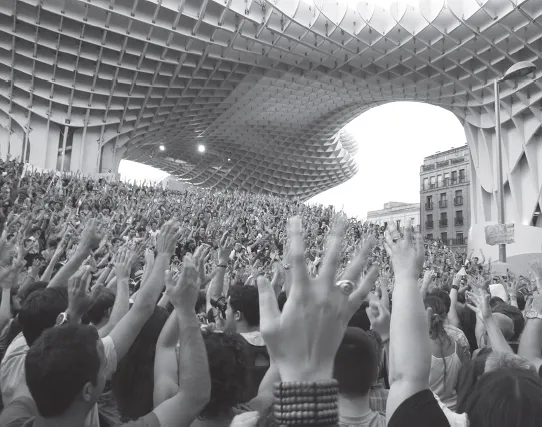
[451,284,459,291]
[273,380,338,426]
[217,264,227,269]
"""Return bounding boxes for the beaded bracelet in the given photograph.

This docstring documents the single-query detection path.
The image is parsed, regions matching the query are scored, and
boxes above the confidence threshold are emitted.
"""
[273,380,339,426]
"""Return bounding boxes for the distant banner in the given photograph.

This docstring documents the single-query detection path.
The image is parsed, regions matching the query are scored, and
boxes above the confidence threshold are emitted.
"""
[485,223,515,246]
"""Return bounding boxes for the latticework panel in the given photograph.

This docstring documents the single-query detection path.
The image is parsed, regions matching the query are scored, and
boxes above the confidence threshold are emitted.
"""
[0,0,541,212]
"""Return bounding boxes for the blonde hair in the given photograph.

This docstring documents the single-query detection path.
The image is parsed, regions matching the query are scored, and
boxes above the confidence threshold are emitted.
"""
[484,352,536,375]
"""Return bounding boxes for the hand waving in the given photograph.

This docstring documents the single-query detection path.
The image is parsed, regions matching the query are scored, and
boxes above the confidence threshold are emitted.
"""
[79,218,103,251]
[67,267,92,317]
[165,255,199,310]
[156,220,181,255]
[257,216,378,383]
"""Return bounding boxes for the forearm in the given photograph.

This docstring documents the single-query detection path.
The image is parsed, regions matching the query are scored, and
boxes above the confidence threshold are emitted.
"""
[135,253,169,311]
[41,255,61,282]
[390,275,430,385]
[47,248,89,289]
[448,289,460,327]
[99,278,130,338]
[206,267,226,312]
[519,319,542,365]
[94,266,111,288]
[176,309,210,400]
[0,288,13,332]
[485,317,513,354]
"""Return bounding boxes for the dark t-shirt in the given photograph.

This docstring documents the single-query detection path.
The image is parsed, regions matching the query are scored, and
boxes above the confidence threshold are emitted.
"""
[388,389,450,427]
[0,396,161,427]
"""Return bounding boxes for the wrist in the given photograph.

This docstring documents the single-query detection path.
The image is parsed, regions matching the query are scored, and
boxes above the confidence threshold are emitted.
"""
[279,364,333,383]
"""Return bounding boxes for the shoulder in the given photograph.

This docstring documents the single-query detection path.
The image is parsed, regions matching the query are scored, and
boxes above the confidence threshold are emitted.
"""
[0,396,36,427]
[388,389,450,427]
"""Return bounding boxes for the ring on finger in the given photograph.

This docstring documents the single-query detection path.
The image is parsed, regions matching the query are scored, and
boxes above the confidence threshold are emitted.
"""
[335,280,357,296]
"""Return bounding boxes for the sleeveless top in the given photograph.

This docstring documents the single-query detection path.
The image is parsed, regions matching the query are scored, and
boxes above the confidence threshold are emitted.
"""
[428,340,462,411]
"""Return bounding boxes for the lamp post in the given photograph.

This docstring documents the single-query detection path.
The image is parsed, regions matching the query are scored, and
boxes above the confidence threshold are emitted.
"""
[494,61,537,262]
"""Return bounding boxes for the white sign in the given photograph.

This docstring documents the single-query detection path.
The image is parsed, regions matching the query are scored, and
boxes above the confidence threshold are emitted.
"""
[485,224,515,246]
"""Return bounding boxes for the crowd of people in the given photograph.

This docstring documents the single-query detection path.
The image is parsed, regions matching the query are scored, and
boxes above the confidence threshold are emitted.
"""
[0,156,541,427]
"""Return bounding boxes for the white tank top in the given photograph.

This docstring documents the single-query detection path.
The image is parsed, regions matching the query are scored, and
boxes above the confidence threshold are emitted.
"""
[429,340,463,411]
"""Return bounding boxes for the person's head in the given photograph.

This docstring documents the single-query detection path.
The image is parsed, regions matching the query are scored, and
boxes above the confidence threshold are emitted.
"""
[492,303,525,340]
[225,285,260,333]
[112,306,169,421]
[333,327,378,397]
[428,289,451,314]
[86,287,116,329]
[491,313,515,341]
[485,352,536,375]
[423,296,447,340]
[25,324,105,418]
[19,287,68,346]
[200,332,248,419]
[464,368,542,427]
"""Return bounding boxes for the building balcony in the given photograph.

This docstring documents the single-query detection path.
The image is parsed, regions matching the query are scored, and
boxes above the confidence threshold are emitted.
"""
[451,157,465,165]
[439,219,448,227]
[426,221,434,229]
[439,200,448,208]
[459,176,466,183]
[455,217,464,226]
[454,197,463,206]
[447,237,467,246]
[425,202,433,210]
[451,178,458,185]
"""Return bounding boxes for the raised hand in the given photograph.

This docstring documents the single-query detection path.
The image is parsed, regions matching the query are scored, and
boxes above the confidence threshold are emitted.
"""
[79,218,103,251]
[366,300,391,342]
[165,255,199,310]
[156,220,181,255]
[67,267,92,318]
[193,244,214,286]
[114,247,134,282]
[465,289,492,322]
[256,216,378,383]
[218,231,235,264]
[384,221,424,280]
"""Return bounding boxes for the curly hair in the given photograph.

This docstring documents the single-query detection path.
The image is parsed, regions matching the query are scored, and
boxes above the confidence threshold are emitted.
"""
[200,332,248,419]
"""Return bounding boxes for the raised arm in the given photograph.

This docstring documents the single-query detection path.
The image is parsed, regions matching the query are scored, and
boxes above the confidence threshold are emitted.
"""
[467,289,513,355]
[98,248,132,338]
[384,222,432,421]
[206,231,234,313]
[107,220,181,360]
[518,293,542,371]
[152,255,211,426]
[47,219,102,289]
[448,274,461,328]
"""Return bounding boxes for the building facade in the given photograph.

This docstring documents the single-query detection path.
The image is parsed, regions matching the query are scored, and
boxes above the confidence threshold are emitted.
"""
[420,146,470,252]
[367,202,420,231]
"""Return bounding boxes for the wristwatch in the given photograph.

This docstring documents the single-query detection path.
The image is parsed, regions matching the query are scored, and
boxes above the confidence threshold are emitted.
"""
[525,309,542,321]
[55,312,69,327]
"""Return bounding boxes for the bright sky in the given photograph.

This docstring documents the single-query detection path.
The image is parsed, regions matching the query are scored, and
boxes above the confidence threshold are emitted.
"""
[119,102,465,219]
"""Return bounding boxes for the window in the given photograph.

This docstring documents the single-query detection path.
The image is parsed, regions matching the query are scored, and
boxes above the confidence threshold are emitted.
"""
[430,176,436,188]
[440,212,448,220]
[443,172,449,186]
[454,189,463,206]
[439,192,447,208]
[423,178,429,190]
[459,169,465,182]
[455,190,462,197]
[456,232,464,244]
[441,232,448,242]
[451,171,458,184]
[427,214,433,222]
[437,174,443,187]
[440,193,447,201]
[455,210,464,226]
[426,195,433,209]
[456,210,463,219]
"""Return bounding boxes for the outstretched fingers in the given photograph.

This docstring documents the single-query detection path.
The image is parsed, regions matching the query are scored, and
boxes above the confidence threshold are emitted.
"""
[287,217,310,295]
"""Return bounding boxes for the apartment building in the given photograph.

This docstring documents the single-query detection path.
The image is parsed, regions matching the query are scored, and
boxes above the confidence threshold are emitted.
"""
[420,145,470,251]
[367,202,420,231]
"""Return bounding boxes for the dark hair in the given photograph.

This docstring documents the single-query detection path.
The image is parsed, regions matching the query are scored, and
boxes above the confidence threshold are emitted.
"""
[201,332,248,419]
[333,327,378,397]
[112,306,169,421]
[16,281,48,305]
[428,289,451,313]
[465,368,542,427]
[228,285,260,327]
[489,296,505,308]
[19,288,68,346]
[456,347,492,412]
[424,296,451,387]
[347,301,370,331]
[25,324,100,417]
[277,291,287,312]
[86,288,116,325]
[492,303,524,341]
[457,303,478,353]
